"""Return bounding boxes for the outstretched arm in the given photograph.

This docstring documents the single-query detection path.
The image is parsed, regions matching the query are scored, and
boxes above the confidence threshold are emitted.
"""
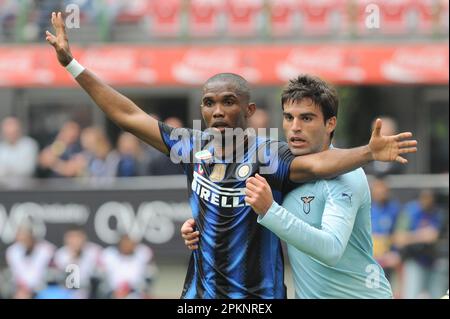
[289,119,417,183]
[45,12,168,154]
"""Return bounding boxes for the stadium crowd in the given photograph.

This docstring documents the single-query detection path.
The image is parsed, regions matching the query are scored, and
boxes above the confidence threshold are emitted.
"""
[0,116,184,180]
[1,0,448,42]
[0,224,157,299]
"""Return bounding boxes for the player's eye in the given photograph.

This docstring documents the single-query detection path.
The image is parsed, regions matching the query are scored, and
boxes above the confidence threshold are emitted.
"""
[284,114,293,121]
[203,100,214,107]
[224,100,234,106]
[302,116,313,122]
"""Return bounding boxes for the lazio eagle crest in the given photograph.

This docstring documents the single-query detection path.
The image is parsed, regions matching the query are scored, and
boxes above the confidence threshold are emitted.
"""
[300,196,315,214]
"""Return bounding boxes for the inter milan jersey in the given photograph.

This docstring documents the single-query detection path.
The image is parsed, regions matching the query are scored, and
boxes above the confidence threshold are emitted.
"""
[158,122,295,299]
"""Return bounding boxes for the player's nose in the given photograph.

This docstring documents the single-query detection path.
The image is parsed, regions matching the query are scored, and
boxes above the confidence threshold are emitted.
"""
[212,104,225,118]
[291,118,302,131]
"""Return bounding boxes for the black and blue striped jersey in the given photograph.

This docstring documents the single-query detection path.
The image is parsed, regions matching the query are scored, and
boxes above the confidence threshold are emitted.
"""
[158,122,295,299]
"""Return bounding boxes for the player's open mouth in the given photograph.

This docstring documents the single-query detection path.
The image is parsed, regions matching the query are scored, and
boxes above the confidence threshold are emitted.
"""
[290,136,307,147]
[211,122,231,132]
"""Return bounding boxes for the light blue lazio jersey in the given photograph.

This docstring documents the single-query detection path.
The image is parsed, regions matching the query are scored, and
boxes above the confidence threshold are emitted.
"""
[258,167,393,299]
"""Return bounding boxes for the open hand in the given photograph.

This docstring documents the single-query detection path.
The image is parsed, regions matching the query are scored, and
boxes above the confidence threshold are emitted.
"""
[45,12,73,67]
[369,119,417,164]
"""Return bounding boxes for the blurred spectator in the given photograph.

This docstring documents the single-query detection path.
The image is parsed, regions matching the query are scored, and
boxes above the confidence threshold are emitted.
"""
[32,0,63,41]
[99,234,157,299]
[0,116,39,179]
[76,126,120,178]
[364,116,404,177]
[38,121,82,177]
[53,226,102,299]
[248,108,269,131]
[0,0,21,40]
[370,178,402,293]
[116,131,148,177]
[393,190,446,299]
[147,117,184,176]
[5,224,55,299]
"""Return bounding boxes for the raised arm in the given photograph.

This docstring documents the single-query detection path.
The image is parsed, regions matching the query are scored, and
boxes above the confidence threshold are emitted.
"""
[289,119,417,183]
[45,12,168,154]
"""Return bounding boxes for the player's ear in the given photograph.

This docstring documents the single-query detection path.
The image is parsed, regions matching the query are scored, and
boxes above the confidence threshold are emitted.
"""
[326,117,337,135]
[246,103,256,118]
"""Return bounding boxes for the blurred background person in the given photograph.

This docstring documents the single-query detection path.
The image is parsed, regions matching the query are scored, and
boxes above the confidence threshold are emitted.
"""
[147,117,184,176]
[5,224,55,299]
[364,116,405,177]
[99,234,157,299]
[53,226,102,299]
[116,131,148,177]
[248,108,269,130]
[76,126,119,178]
[38,120,82,178]
[370,177,402,295]
[0,116,39,179]
[393,189,446,299]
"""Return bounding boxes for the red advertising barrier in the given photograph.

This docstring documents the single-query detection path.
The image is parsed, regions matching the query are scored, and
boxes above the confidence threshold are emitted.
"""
[0,44,448,87]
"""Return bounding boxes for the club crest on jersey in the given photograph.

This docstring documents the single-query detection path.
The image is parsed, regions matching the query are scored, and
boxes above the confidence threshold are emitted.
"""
[301,196,315,214]
[195,150,212,162]
[210,164,226,182]
[236,163,252,181]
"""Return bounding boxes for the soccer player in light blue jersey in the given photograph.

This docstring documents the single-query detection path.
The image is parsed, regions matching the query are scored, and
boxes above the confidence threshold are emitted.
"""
[244,75,394,299]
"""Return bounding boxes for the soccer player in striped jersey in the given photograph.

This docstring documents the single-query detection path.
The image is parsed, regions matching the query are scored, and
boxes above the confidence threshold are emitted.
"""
[46,12,417,299]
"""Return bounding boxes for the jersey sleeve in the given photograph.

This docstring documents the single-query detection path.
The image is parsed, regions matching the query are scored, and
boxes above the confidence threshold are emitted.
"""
[258,175,363,266]
[258,140,295,194]
[158,121,197,164]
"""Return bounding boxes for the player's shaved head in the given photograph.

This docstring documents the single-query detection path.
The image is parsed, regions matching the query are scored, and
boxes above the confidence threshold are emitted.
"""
[204,73,251,103]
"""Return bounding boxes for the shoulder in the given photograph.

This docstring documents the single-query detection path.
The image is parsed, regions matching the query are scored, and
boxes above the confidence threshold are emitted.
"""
[21,136,38,148]
[324,168,370,200]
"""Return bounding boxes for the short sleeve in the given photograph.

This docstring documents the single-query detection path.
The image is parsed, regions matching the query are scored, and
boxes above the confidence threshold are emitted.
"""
[158,121,196,164]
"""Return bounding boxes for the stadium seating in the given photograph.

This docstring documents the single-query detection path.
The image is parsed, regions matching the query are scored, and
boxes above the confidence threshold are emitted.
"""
[356,0,414,35]
[298,0,349,36]
[188,0,224,37]
[412,0,438,34]
[225,0,264,37]
[148,0,182,37]
[114,0,150,24]
[267,0,299,37]
[440,0,449,34]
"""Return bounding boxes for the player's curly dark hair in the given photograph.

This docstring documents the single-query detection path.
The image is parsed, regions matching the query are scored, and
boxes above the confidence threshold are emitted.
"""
[281,74,339,139]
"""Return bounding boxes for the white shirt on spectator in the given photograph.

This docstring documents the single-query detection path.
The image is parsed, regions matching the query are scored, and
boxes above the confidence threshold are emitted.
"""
[6,240,55,291]
[54,242,102,287]
[100,244,153,292]
[0,136,39,178]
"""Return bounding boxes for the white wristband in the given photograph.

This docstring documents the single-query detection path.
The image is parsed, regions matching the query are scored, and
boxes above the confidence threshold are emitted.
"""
[65,59,85,78]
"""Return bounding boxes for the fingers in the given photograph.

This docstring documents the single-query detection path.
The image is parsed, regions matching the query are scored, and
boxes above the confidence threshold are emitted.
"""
[184,237,199,247]
[51,12,66,36]
[397,147,417,154]
[372,118,382,137]
[182,230,199,240]
[394,132,413,141]
[244,196,255,206]
[45,30,56,46]
[246,176,264,188]
[185,218,196,227]
[245,182,259,192]
[255,174,269,186]
[395,156,408,164]
[397,140,417,148]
